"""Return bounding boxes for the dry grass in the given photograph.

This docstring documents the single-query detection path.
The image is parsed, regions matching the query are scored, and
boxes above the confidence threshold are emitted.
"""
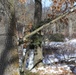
[12,72,19,75]
[25,70,39,75]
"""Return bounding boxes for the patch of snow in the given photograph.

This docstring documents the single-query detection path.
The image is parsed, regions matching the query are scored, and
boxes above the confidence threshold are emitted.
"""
[31,68,37,73]
[43,55,59,65]
[70,39,76,42]
[49,42,64,48]
[64,38,69,42]
[56,54,65,61]
[37,66,45,70]
[23,48,26,56]
[25,50,34,70]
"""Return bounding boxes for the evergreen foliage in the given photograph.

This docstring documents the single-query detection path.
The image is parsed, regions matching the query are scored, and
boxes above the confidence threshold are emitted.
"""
[49,33,64,42]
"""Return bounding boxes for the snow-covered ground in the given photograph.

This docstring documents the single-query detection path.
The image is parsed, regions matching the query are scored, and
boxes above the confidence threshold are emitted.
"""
[35,38,76,75]
[42,38,76,63]
[31,64,76,75]
[19,38,76,74]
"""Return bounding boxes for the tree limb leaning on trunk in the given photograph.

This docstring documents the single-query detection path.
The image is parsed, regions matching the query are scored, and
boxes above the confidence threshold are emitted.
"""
[23,5,76,42]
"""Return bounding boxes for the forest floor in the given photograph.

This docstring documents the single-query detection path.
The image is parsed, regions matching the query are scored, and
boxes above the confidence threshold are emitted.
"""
[30,63,75,75]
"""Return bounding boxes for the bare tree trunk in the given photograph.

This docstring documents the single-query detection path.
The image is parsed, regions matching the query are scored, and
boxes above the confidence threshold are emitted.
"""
[33,0,43,67]
[69,19,72,39]
[34,0,42,25]
[0,1,19,75]
[53,23,56,34]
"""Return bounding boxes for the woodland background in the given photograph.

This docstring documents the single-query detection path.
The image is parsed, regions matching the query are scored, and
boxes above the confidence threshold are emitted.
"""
[0,0,76,75]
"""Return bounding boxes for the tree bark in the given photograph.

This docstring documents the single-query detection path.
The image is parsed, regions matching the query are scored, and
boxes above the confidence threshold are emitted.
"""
[0,0,19,75]
[33,0,43,67]
[69,19,72,39]
[34,0,42,25]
